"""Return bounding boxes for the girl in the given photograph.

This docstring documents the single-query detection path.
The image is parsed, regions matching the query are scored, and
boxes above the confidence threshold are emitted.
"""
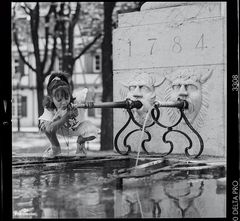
[39,72,98,158]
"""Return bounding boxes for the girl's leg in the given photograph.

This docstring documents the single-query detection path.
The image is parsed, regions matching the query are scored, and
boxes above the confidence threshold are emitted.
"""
[43,131,61,157]
[75,121,98,155]
[76,144,86,155]
[76,135,95,155]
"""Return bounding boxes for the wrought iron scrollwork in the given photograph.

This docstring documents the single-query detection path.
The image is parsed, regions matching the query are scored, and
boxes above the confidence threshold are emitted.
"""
[114,99,204,158]
[181,110,204,158]
[114,106,157,155]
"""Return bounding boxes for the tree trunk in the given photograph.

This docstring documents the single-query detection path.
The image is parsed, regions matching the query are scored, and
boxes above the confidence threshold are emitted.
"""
[101,2,116,151]
[36,73,44,117]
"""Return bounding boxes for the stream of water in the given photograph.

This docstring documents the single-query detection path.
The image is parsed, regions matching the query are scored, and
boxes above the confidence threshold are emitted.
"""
[135,107,153,168]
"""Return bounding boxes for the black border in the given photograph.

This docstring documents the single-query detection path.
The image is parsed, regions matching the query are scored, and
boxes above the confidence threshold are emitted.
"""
[226,0,239,220]
[1,0,12,220]
[1,1,239,220]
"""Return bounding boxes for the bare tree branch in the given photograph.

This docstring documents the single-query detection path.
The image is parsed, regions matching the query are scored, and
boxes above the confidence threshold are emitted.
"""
[42,3,57,68]
[59,2,65,16]
[67,3,80,56]
[29,3,41,71]
[20,4,31,15]
[57,3,67,58]
[42,20,50,68]
[65,3,71,17]
[12,3,17,15]
[12,22,36,72]
[45,36,57,77]
[72,2,80,25]
[73,32,102,61]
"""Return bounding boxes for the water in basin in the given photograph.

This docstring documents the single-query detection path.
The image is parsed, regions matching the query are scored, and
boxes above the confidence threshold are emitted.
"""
[12,161,226,218]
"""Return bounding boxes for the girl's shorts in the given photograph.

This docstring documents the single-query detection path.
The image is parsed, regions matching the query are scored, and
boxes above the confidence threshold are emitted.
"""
[57,120,99,138]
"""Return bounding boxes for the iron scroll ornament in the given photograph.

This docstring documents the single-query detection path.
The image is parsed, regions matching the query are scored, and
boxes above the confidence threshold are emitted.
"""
[75,98,204,158]
[114,99,204,158]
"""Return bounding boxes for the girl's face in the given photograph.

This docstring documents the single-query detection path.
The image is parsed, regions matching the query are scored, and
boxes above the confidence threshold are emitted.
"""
[52,87,71,110]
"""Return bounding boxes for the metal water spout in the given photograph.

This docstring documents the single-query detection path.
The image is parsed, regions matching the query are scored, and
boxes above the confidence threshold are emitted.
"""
[154,99,189,109]
[75,98,143,109]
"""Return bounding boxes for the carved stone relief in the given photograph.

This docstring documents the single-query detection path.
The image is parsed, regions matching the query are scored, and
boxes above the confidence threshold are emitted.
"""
[118,67,213,131]
[119,72,165,125]
[164,68,213,129]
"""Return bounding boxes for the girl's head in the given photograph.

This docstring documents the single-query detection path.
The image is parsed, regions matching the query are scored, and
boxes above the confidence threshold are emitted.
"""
[43,72,74,110]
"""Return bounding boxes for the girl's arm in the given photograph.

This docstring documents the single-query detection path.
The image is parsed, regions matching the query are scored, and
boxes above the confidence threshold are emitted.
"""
[45,113,69,133]
[45,108,76,133]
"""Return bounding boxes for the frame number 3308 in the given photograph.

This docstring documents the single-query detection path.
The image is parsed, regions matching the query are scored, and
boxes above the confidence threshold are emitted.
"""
[232,75,239,91]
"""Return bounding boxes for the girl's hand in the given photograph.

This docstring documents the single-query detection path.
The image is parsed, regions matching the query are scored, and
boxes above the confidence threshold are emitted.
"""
[67,106,78,118]
[53,109,66,121]
[85,88,95,108]
[85,101,94,108]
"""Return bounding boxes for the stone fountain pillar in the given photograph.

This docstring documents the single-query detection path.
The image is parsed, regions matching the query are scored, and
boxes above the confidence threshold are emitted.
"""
[113,2,226,156]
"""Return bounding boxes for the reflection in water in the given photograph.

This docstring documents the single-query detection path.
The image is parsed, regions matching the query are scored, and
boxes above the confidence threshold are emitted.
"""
[13,167,226,218]
[151,199,162,218]
[115,190,143,218]
[163,180,204,218]
[32,195,43,218]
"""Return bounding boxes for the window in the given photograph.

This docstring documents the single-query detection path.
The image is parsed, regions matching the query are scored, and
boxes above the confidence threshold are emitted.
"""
[12,97,17,118]
[14,59,20,74]
[88,108,95,117]
[17,95,22,117]
[93,54,101,72]
[12,96,18,118]
[12,95,27,118]
[13,57,25,76]
[58,57,63,70]
[21,96,27,117]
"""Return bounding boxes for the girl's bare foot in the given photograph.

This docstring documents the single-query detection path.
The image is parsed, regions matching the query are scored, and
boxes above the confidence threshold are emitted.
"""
[75,142,87,157]
[43,146,61,158]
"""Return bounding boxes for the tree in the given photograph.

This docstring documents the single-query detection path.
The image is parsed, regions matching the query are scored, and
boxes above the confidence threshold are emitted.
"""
[100,2,116,150]
[54,2,103,89]
[12,2,58,117]
[100,2,140,150]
